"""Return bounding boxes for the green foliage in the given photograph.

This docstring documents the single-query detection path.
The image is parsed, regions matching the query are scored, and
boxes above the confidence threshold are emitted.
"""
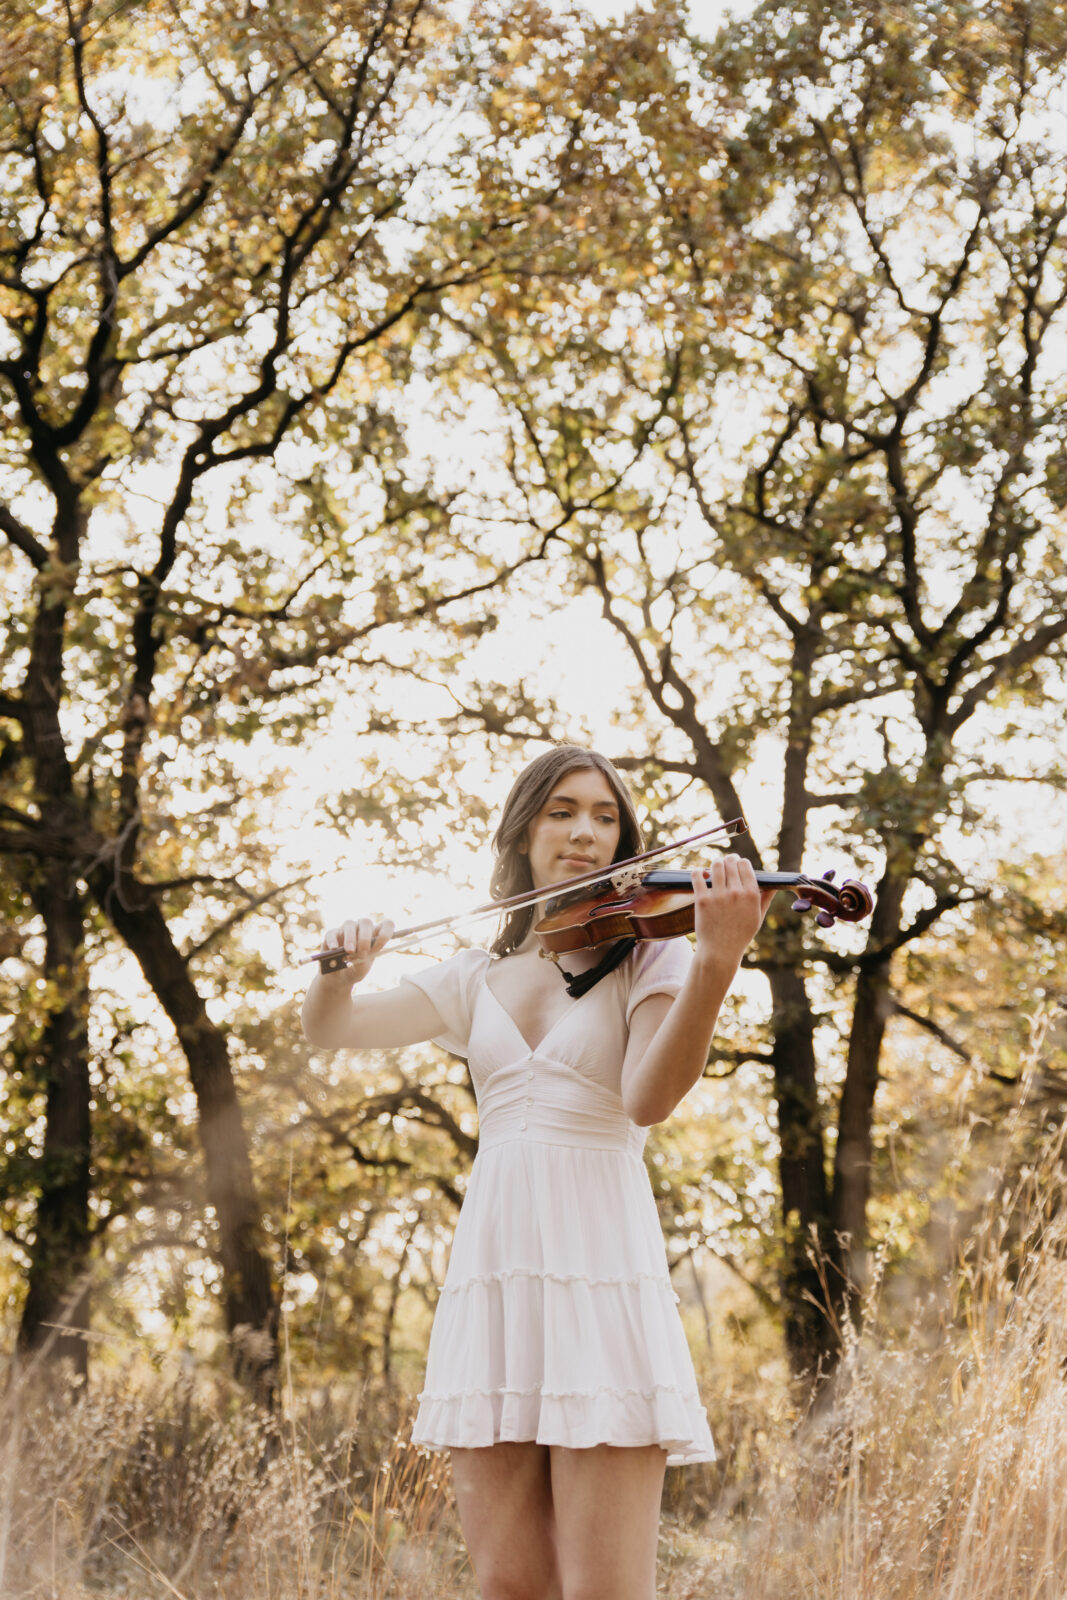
[0,0,657,1362]
[2,0,1065,1378]
[419,0,1067,1359]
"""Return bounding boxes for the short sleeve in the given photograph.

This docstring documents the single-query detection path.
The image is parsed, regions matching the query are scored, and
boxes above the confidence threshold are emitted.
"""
[400,947,489,1057]
[624,938,693,1027]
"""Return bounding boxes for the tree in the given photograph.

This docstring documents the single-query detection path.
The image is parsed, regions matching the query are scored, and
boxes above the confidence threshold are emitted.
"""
[0,0,628,1382]
[426,0,1067,1372]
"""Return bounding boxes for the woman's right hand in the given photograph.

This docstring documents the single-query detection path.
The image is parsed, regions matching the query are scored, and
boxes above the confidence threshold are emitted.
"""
[318,917,394,986]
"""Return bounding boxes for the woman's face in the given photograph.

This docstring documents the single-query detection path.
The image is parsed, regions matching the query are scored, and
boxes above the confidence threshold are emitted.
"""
[521,767,623,891]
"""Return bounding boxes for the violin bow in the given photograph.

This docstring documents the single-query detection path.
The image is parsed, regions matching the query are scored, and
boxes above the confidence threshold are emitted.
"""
[308,815,749,970]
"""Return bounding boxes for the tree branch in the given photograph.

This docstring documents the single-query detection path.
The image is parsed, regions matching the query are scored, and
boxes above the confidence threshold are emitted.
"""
[584,542,756,860]
[355,1080,478,1162]
[303,1081,478,1168]
[947,612,1067,735]
[704,1047,775,1079]
[183,874,314,961]
[0,505,47,568]
[344,1143,463,1211]
[889,998,972,1062]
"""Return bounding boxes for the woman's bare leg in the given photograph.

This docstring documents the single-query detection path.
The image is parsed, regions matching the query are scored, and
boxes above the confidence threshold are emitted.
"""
[550,1445,667,1600]
[450,1442,563,1600]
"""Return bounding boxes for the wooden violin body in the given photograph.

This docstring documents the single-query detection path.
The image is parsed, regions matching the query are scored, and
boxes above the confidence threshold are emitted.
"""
[534,868,874,954]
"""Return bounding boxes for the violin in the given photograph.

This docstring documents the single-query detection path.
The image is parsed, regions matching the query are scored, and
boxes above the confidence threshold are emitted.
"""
[310,816,749,971]
[535,867,874,955]
[308,814,874,974]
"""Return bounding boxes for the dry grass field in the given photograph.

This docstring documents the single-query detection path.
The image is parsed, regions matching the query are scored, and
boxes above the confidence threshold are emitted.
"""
[4,1132,1067,1599]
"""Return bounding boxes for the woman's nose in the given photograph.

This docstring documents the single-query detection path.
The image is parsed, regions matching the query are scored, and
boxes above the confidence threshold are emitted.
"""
[570,813,594,840]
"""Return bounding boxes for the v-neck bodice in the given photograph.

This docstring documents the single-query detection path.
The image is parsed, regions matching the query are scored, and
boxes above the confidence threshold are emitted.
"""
[482,975,584,1058]
[402,939,693,1104]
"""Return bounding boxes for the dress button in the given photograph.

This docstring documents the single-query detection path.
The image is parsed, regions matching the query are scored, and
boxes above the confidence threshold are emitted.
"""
[526,1071,534,1081]
[520,1120,527,1130]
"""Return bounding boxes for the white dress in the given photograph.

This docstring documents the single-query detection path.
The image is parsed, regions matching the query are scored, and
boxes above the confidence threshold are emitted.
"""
[403,939,715,1467]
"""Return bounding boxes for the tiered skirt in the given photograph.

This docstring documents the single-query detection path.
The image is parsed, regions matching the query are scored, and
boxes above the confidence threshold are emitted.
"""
[411,1136,715,1467]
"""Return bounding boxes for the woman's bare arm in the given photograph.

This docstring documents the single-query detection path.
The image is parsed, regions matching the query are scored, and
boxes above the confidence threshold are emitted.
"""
[620,859,772,1125]
[301,915,446,1050]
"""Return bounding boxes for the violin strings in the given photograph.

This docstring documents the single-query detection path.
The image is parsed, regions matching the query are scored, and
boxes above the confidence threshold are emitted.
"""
[307,816,748,965]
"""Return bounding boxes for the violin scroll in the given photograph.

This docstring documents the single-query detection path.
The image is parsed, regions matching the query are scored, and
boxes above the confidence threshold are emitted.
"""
[790,869,874,928]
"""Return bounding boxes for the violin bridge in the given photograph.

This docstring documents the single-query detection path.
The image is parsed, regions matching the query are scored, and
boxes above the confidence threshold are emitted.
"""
[609,865,644,894]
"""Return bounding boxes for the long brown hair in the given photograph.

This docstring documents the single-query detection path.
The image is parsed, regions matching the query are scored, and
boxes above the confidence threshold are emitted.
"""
[489,746,644,958]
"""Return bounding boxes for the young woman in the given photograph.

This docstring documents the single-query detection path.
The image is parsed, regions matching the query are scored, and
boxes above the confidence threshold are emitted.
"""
[302,746,771,1600]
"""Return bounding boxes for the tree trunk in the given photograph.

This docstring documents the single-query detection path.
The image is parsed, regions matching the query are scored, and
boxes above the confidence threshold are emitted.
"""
[16,866,91,1378]
[92,875,279,1401]
[18,548,93,1377]
[832,964,893,1297]
[767,966,838,1376]
[831,857,915,1305]
[831,867,909,1297]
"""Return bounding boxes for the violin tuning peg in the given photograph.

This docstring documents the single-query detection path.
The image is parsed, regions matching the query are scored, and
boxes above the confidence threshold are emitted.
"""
[791,897,813,913]
[821,868,836,882]
[815,911,836,929]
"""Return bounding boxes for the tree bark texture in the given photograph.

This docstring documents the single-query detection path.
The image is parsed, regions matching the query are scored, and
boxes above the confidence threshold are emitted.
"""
[831,866,911,1289]
[16,864,91,1377]
[92,875,279,1400]
[15,523,94,1375]
[766,965,838,1375]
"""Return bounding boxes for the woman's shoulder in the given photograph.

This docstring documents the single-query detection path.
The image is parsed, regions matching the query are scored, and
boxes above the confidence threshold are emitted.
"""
[627,936,693,977]
[404,944,491,991]
[621,936,693,1020]
[438,944,492,971]
[399,946,491,1056]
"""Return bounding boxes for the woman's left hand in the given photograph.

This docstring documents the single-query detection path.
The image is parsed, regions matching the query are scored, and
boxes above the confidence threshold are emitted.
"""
[690,859,774,973]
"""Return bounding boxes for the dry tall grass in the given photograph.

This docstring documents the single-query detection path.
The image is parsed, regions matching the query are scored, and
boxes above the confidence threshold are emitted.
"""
[0,1364,468,1599]
[5,1104,1067,1596]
